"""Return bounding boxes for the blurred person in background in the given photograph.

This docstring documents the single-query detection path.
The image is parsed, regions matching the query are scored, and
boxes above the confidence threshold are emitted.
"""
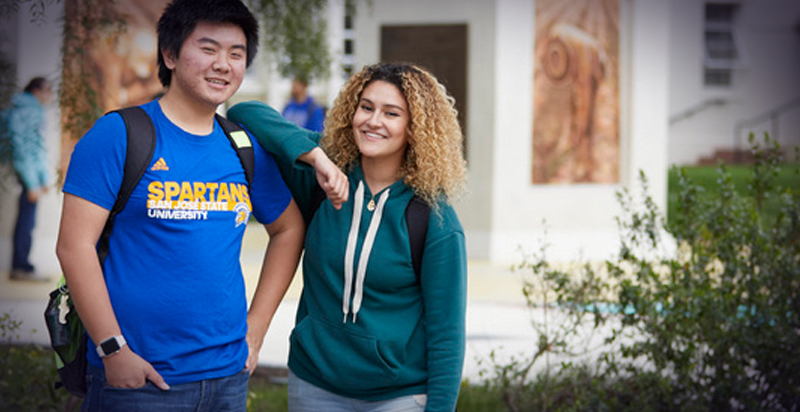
[4,76,54,282]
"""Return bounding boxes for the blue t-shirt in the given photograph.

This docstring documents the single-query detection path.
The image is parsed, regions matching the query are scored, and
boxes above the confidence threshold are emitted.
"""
[62,100,292,385]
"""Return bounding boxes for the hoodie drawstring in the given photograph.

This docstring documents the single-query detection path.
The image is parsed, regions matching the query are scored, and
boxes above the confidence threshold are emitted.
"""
[342,181,390,323]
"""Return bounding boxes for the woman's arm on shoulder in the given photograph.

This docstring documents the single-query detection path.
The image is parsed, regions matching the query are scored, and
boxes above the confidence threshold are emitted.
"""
[228,101,319,162]
[232,101,349,211]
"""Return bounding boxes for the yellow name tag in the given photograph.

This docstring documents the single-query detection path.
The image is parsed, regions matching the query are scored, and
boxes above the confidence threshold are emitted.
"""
[230,130,251,148]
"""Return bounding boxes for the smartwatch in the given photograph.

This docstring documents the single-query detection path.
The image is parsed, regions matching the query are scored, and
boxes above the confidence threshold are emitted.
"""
[96,335,127,358]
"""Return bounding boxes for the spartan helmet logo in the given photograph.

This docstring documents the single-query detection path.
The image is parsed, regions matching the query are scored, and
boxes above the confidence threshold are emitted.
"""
[234,202,251,227]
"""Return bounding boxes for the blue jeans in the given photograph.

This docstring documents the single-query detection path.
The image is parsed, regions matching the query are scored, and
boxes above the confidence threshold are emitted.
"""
[287,371,426,412]
[12,185,37,272]
[82,364,249,412]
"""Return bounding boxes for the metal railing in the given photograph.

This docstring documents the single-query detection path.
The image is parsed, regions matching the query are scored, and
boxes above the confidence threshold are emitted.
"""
[734,95,800,162]
[669,98,728,125]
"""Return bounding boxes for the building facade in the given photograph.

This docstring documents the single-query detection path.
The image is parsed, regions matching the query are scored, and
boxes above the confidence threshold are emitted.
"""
[338,0,671,262]
[668,0,800,166]
[1,0,797,272]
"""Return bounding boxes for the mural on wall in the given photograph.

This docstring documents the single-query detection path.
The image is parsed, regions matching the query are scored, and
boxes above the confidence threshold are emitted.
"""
[532,0,620,184]
[59,0,167,182]
[88,0,167,110]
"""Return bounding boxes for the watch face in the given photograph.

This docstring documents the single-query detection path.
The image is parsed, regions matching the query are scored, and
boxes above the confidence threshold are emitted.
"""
[101,338,121,355]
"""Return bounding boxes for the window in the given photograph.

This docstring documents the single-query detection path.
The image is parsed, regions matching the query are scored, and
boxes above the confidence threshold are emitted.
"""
[704,68,732,86]
[705,31,738,61]
[342,12,355,77]
[344,39,353,55]
[703,3,740,86]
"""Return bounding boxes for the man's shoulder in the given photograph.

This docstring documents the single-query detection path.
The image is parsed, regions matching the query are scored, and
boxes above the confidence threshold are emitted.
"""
[93,109,128,133]
[74,109,128,152]
[120,100,161,122]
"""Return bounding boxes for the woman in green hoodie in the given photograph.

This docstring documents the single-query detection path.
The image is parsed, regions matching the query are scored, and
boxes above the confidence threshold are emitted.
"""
[229,62,467,412]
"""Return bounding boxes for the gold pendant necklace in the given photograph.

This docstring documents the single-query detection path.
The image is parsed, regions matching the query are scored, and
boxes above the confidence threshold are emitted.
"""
[367,199,376,211]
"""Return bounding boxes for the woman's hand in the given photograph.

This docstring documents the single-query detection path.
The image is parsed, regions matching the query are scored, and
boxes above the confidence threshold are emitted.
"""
[301,147,349,209]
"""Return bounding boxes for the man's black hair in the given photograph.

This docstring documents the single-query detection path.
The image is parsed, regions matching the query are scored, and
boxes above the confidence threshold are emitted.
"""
[156,0,259,87]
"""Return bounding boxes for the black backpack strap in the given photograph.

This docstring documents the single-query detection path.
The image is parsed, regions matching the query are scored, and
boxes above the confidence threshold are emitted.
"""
[97,106,156,263]
[306,183,327,225]
[405,195,430,282]
[216,114,254,189]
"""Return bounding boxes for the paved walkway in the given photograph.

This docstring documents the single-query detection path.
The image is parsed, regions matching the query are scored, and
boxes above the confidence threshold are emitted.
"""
[0,223,539,382]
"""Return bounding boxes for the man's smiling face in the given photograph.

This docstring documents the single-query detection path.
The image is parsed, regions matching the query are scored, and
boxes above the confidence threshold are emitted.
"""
[163,21,247,110]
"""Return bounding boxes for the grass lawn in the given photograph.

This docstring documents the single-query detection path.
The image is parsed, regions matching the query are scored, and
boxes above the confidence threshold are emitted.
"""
[666,162,800,224]
[247,377,288,412]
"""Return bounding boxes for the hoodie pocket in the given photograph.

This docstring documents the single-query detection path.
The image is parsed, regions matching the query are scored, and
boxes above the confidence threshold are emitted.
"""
[290,316,398,392]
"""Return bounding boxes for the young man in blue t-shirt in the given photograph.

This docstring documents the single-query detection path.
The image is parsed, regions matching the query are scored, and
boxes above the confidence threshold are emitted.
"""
[55,0,304,410]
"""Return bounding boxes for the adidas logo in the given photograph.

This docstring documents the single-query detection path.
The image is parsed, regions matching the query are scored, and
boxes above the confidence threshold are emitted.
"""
[151,157,169,171]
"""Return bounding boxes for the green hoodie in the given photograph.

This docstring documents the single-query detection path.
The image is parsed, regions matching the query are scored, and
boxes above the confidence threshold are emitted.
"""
[229,101,467,411]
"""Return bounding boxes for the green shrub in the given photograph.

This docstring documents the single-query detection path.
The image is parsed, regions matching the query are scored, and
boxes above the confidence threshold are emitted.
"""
[0,312,77,411]
[483,134,800,411]
[456,381,506,411]
[611,135,800,410]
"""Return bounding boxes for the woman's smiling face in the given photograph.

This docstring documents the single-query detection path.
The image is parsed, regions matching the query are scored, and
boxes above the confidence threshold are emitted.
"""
[351,80,410,165]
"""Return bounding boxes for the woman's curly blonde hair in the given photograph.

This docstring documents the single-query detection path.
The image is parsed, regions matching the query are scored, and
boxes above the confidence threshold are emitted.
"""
[320,62,467,206]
